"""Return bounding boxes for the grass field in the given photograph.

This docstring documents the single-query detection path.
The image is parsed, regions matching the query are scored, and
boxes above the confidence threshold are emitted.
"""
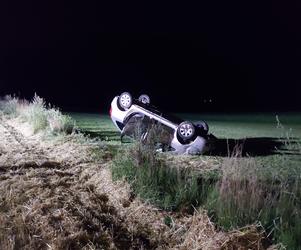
[70,112,301,249]
[70,112,301,156]
[70,111,301,174]
[71,112,301,139]
[2,96,300,248]
[71,111,301,183]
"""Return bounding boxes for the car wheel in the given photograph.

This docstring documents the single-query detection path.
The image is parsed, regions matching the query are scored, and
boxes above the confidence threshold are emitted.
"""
[177,121,195,140]
[138,94,150,104]
[194,121,209,134]
[119,92,132,109]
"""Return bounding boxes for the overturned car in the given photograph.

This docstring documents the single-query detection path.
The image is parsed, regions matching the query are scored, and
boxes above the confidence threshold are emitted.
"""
[110,92,212,154]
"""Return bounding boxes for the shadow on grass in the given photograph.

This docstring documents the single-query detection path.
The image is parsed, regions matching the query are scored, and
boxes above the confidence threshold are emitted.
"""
[81,129,300,157]
[81,130,121,141]
[206,137,300,157]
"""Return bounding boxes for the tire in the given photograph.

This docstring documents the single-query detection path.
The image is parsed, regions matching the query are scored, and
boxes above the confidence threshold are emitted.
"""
[119,92,132,109]
[138,94,150,104]
[177,121,195,140]
[194,121,209,134]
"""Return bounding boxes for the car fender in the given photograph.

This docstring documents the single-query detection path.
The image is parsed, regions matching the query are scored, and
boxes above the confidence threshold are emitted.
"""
[171,132,206,154]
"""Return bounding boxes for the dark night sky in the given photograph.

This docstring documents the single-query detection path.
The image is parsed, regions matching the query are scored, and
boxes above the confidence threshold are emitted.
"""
[0,1,300,113]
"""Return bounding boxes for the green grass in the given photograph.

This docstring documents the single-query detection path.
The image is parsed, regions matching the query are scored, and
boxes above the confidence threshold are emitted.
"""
[111,142,218,212]
[70,112,301,140]
[70,112,301,161]
[70,112,301,249]
[180,112,301,138]
[70,112,301,175]
[70,113,121,143]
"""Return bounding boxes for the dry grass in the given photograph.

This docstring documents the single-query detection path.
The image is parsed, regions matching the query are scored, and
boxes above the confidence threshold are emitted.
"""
[0,97,277,249]
[207,145,301,246]
[220,224,266,250]
[0,94,75,134]
[0,118,164,249]
[0,116,270,249]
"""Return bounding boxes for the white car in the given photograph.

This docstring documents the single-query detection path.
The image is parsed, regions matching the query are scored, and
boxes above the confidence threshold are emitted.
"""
[110,92,210,154]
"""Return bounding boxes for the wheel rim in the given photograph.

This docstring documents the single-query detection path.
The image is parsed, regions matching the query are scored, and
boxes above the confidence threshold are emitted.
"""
[120,94,131,107]
[179,124,193,138]
[141,96,148,103]
[139,95,150,104]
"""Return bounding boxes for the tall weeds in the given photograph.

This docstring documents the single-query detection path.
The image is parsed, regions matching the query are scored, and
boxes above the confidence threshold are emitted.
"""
[0,95,19,117]
[112,122,301,248]
[22,94,48,132]
[205,142,301,248]
[112,141,217,212]
[0,94,75,134]
[47,109,74,134]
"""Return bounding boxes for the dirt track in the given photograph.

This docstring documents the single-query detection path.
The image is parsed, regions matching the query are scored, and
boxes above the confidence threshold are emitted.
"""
[0,117,168,249]
[0,117,266,249]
